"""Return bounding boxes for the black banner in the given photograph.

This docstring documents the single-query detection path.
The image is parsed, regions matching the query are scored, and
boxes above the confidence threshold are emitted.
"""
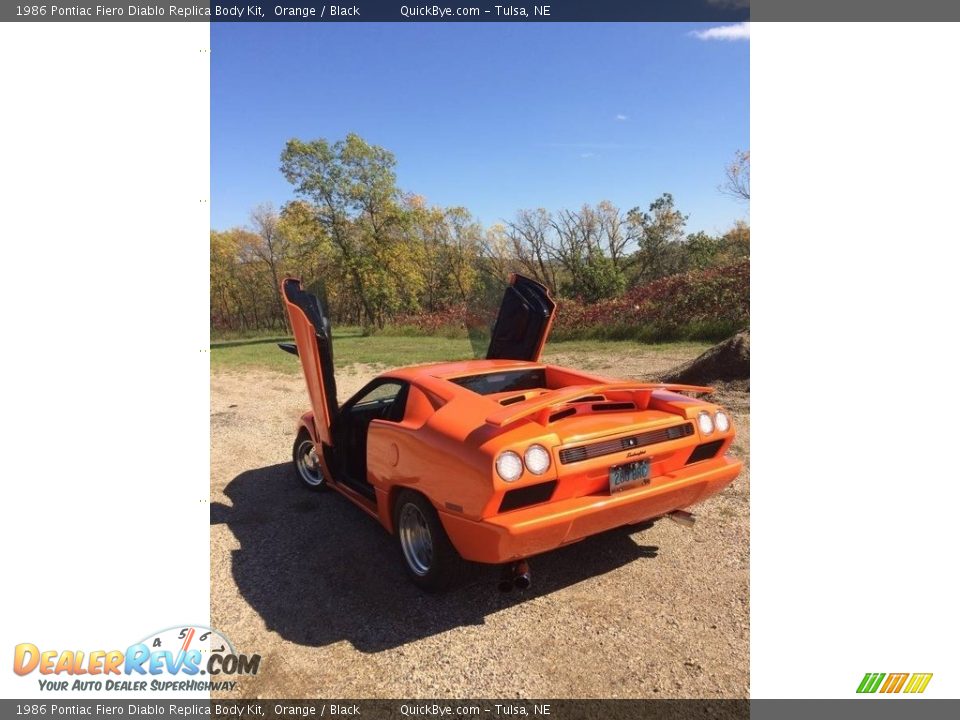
[4,1,748,22]
[210,1,747,22]
[4,700,960,719]
[7,0,960,21]
[0,699,751,719]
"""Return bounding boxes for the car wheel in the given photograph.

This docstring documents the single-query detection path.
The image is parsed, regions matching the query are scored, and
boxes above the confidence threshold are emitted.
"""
[293,428,327,490]
[393,490,466,592]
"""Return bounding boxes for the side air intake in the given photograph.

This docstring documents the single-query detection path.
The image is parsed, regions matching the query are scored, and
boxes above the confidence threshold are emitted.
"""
[686,440,724,464]
[499,481,558,513]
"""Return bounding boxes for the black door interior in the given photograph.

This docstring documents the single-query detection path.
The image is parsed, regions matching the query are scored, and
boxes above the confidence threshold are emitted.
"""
[330,380,409,499]
[486,275,556,361]
[281,278,339,423]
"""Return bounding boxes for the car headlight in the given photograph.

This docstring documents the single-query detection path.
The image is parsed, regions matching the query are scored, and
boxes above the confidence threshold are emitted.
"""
[715,410,730,432]
[524,444,551,475]
[496,451,523,482]
[698,410,714,435]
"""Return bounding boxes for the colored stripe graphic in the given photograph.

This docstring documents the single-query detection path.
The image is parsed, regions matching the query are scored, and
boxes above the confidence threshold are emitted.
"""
[856,673,885,693]
[904,673,933,694]
[858,672,932,694]
[880,673,909,693]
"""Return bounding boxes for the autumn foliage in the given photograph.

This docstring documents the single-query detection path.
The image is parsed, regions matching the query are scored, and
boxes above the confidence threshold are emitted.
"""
[211,133,750,342]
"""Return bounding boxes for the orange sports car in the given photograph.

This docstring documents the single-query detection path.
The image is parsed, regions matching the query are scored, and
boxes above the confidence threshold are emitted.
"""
[280,274,741,591]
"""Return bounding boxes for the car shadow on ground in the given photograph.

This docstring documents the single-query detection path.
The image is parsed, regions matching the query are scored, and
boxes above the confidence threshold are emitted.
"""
[211,463,660,653]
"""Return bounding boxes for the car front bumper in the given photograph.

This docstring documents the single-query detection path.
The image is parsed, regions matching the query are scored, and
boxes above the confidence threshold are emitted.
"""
[438,455,742,564]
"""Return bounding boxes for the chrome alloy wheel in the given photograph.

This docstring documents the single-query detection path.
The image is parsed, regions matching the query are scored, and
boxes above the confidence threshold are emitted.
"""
[398,503,434,576]
[295,438,324,486]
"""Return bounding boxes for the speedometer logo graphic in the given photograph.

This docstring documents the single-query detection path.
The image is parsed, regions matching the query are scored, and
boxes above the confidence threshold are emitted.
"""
[137,625,235,674]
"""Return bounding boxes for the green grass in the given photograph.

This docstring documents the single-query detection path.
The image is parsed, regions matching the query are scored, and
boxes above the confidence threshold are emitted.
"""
[541,339,711,356]
[549,319,743,344]
[211,328,475,373]
[211,329,710,374]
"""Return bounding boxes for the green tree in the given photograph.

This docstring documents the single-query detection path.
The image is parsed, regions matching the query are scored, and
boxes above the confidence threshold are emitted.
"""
[550,203,630,301]
[680,231,725,271]
[628,193,688,283]
[280,133,410,328]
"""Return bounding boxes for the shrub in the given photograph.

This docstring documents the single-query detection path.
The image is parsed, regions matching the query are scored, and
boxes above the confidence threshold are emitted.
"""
[552,261,749,342]
[382,261,749,343]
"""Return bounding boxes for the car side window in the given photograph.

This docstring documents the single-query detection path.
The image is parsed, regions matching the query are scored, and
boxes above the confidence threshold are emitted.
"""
[350,381,408,422]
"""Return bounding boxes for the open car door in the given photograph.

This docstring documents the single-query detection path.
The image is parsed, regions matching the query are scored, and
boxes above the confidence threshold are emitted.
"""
[280,278,338,447]
[486,274,557,362]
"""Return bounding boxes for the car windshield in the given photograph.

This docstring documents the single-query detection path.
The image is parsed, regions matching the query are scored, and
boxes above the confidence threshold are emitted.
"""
[448,369,546,395]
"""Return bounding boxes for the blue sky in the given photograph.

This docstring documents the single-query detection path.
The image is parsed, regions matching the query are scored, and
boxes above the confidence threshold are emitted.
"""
[212,23,749,234]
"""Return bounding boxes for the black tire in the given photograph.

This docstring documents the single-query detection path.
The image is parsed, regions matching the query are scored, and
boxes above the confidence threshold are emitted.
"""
[292,428,327,490]
[393,490,468,592]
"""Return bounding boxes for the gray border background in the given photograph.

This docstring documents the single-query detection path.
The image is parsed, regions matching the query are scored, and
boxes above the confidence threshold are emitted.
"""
[2,4,951,713]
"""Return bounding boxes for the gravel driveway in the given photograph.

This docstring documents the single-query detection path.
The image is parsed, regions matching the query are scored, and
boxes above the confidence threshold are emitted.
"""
[210,348,749,698]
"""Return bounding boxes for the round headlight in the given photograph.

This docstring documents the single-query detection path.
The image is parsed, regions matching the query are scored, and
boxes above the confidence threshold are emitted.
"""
[496,451,523,482]
[698,410,714,435]
[524,444,551,475]
[715,410,730,432]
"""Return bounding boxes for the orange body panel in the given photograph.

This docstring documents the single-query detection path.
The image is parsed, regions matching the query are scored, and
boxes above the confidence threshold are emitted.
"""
[294,357,742,565]
[440,456,740,563]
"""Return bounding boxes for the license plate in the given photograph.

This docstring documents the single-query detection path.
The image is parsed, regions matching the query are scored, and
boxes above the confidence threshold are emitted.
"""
[609,459,651,494]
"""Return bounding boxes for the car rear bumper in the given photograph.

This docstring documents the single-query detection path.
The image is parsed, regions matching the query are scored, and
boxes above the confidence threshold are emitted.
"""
[438,456,742,564]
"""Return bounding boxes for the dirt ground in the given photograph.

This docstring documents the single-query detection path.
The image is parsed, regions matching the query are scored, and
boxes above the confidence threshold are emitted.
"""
[210,347,749,698]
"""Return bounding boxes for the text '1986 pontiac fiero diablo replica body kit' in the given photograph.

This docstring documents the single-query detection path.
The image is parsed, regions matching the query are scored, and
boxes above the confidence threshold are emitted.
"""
[280,274,741,591]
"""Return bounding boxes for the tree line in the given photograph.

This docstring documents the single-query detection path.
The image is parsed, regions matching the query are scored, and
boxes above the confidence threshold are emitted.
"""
[211,133,749,333]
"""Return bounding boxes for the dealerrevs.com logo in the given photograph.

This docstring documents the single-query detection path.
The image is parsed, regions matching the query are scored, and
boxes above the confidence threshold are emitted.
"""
[13,626,261,693]
[857,672,933,694]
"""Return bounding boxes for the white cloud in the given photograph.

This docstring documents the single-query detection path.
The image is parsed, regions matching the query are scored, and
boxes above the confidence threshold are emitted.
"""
[580,152,596,159]
[615,113,628,121]
[690,22,750,41]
